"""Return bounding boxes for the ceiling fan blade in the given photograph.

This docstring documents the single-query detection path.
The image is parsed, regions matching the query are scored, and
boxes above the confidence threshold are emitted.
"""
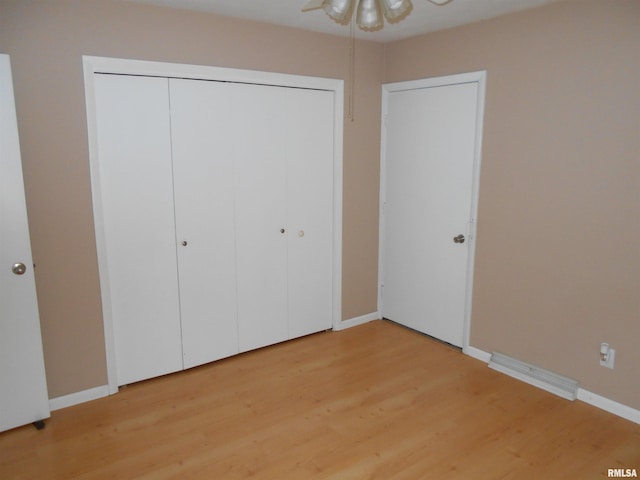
[302,0,325,12]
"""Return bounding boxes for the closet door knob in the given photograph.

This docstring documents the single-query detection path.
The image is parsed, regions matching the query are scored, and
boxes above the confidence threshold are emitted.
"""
[181,241,188,246]
[12,262,27,275]
[280,228,285,234]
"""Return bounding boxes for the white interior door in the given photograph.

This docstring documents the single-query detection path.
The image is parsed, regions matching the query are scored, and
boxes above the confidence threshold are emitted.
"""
[381,75,484,347]
[169,78,239,369]
[94,74,183,385]
[0,54,50,431]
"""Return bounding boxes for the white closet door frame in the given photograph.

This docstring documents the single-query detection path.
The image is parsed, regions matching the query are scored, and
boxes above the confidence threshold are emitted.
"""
[378,71,486,354]
[83,56,344,394]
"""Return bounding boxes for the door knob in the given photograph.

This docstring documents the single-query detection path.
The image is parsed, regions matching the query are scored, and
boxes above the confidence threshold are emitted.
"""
[453,234,465,244]
[181,241,188,246]
[280,228,285,234]
[12,262,27,275]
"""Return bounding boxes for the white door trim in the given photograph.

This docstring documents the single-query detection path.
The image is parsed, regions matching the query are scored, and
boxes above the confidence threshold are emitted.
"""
[378,71,486,352]
[83,56,344,394]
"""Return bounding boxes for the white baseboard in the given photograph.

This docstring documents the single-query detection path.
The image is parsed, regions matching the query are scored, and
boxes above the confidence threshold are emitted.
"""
[578,388,640,425]
[463,346,639,425]
[335,312,380,331]
[463,345,491,363]
[49,385,110,411]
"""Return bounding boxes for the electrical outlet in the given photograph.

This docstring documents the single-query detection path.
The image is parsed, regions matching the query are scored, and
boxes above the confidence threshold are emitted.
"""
[600,347,616,369]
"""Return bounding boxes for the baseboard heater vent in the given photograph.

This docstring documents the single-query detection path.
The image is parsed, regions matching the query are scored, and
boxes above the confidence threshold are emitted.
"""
[488,352,579,401]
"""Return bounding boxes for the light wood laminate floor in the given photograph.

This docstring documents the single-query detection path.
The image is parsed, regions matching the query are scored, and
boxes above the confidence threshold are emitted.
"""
[1,320,638,479]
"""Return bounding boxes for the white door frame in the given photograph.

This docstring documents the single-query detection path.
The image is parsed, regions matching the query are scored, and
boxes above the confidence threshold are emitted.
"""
[83,56,344,394]
[378,71,486,354]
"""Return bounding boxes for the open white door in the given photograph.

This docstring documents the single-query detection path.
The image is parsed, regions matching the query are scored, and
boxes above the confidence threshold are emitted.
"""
[0,54,50,432]
[380,72,485,348]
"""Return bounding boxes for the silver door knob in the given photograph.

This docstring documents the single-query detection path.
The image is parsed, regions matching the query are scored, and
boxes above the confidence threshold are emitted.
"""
[12,262,27,275]
[453,234,465,244]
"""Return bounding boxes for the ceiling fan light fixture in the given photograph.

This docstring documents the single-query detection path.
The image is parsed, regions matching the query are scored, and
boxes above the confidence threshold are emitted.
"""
[379,0,413,23]
[322,0,354,25]
[357,0,383,31]
[314,0,419,31]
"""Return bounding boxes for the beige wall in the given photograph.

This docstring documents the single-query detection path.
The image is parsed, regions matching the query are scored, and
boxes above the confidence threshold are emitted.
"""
[2,0,638,412]
[0,0,383,398]
[385,0,640,409]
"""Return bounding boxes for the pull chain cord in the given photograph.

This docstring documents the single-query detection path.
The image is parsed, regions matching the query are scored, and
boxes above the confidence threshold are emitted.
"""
[348,7,356,122]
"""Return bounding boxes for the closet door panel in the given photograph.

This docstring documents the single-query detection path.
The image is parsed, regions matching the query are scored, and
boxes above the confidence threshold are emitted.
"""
[285,89,334,338]
[94,74,183,386]
[169,79,239,369]
[234,83,288,352]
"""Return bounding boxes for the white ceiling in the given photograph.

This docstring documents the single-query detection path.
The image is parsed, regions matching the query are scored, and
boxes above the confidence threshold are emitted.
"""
[125,0,566,42]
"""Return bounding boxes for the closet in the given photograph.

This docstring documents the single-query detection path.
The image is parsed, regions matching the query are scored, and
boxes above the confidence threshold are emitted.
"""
[92,68,337,387]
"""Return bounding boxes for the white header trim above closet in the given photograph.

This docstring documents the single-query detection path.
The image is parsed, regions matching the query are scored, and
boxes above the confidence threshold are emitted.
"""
[83,56,344,90]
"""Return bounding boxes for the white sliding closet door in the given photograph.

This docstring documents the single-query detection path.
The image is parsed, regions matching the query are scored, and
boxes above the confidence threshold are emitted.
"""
[94,74,183,385]
[169,79,239,369]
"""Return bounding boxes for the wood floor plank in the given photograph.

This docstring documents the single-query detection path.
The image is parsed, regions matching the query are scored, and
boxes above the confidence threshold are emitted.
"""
[1,320,638,479]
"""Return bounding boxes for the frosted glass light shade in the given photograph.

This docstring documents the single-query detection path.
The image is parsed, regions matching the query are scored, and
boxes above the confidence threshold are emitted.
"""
[357,0,383,31]
[322,0,355,25]
[379,0,412,22]
[321,0,414,31]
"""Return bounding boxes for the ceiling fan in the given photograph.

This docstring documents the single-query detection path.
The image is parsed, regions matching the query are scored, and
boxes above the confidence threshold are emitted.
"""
[302,0,452,32]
